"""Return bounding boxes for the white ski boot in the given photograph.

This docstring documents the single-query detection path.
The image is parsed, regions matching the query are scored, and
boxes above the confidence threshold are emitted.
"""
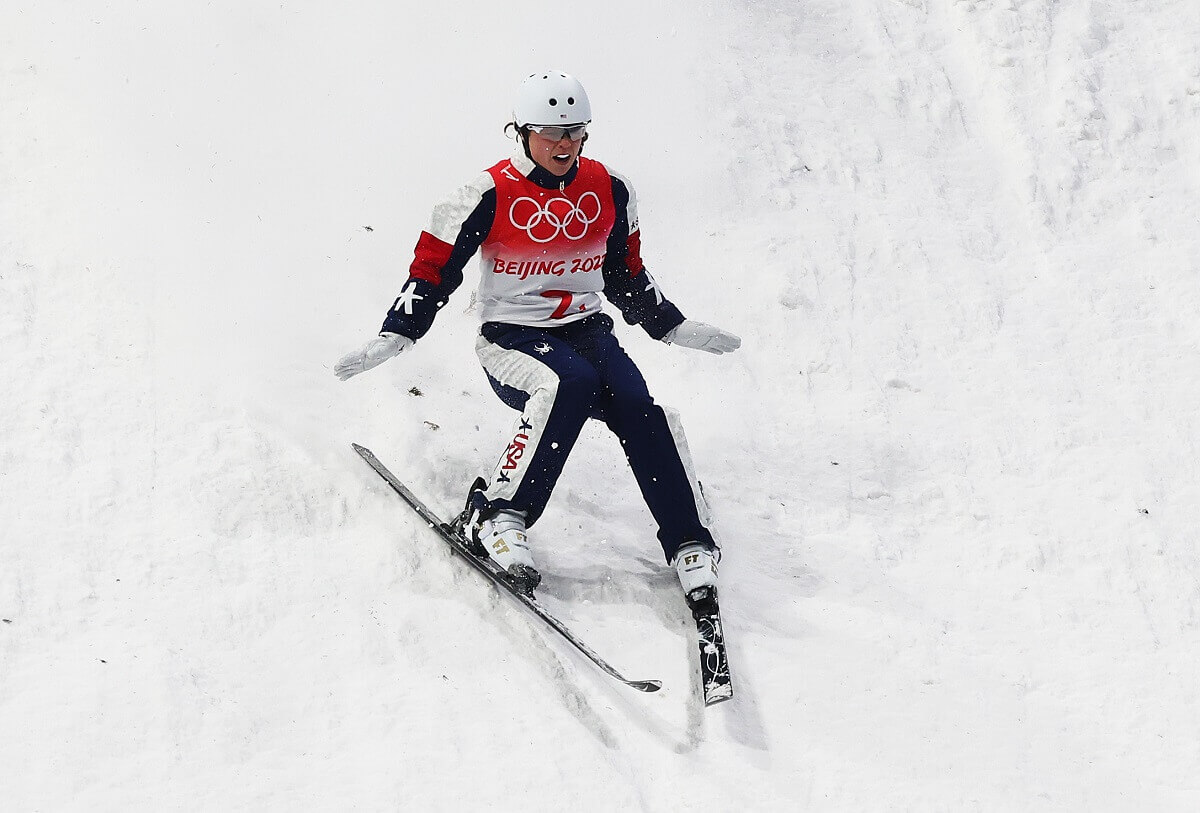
[674,542,720,618]
[474,508,541,596]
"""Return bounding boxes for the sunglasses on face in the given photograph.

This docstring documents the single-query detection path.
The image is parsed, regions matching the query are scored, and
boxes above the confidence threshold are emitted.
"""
[527,124,588,142]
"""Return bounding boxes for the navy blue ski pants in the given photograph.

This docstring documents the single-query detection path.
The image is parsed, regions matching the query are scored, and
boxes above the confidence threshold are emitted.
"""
[473,313,715,563]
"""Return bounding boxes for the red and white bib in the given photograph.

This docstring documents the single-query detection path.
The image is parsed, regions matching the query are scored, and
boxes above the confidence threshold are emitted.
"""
[477,155,617,326]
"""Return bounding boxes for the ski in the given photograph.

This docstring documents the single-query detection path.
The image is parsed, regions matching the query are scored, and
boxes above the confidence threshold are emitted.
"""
[696,611,733,705]
[352,443,662,695]
[686,586,733,705]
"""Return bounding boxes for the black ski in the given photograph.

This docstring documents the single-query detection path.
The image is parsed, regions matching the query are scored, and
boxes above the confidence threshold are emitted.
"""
[352,443,662,695]
[686,586,734,706]
[697,612,733,705]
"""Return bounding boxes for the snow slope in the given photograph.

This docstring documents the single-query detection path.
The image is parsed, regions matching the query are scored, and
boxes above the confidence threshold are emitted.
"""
[3,0,1199,809]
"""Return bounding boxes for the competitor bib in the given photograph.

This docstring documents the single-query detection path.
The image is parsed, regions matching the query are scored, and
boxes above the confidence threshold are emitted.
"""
[477,157,617,326]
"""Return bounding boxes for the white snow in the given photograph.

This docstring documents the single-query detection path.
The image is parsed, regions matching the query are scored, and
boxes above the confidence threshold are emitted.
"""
[4,0,1200,809]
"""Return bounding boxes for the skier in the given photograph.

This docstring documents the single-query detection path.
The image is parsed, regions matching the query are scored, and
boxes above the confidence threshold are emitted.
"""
[335,71,739,614]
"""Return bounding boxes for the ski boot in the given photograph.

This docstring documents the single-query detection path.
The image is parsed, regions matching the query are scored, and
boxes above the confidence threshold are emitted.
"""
[674,542,732,703]
[479,512,541,597]
[673,542,721,619]
[458,479,541,596]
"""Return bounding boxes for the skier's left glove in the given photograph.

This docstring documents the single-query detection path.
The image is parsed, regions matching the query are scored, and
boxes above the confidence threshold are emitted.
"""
[334,333,413,380]
[662,320,741,355]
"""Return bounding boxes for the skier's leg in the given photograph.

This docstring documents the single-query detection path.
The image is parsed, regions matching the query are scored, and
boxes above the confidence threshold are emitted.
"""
[613,396,718,564]
[579,324,718,563]
[473,323,601,527]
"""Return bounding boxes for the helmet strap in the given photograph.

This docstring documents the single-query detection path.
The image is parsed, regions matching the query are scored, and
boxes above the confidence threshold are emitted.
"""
[519,126,534,161]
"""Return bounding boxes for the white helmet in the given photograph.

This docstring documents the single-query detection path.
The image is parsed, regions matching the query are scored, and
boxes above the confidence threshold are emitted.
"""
[513,71,592,127]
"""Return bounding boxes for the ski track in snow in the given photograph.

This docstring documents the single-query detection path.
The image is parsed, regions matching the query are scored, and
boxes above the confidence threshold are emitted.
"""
[3,0,1200,809]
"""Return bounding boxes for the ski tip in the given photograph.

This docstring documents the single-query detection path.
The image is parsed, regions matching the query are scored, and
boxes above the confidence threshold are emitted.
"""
[630,680,663,693]
[351,442,368,454]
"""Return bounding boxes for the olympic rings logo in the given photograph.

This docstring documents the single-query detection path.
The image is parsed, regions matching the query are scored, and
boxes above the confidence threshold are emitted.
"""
[508,192,602,243]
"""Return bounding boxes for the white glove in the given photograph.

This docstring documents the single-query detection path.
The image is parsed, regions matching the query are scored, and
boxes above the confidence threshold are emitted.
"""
[662,320,741,355]
[334,333,413,380]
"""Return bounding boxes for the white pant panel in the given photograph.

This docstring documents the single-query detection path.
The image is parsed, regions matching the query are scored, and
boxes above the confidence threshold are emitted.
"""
[662,405,715,534]
[475,335,561,504]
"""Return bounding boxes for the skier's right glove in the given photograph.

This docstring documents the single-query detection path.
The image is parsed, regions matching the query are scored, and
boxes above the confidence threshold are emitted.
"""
[662,320,741,355]
[334,333,413,380]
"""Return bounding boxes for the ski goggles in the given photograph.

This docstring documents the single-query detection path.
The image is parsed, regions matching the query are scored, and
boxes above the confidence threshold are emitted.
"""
[527,123,589,142]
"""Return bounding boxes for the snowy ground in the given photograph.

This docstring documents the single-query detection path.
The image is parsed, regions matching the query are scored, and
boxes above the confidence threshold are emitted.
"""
[4,0,1200,809]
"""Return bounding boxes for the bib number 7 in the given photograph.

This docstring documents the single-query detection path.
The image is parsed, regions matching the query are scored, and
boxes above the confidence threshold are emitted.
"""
[540,290,575,320]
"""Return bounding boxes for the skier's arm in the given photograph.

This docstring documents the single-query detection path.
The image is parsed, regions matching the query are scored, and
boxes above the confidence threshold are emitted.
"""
[380,172,497,340]
[600,172,685,340]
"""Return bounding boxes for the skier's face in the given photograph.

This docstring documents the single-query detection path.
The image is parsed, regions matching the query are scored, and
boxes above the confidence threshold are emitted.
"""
[526,128,583,177]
